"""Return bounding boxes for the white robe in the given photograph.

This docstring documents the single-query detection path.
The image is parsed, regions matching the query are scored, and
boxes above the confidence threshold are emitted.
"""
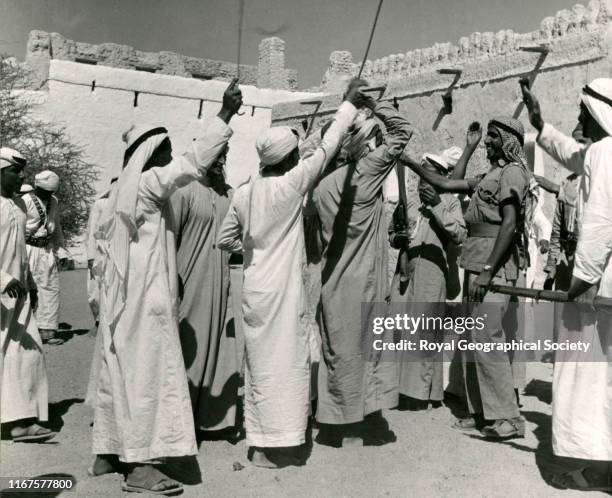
[86,195,108,321]
[92,118,232,462]
[84,194,110,408]
[23,194,69,330]
[217,101,357,447]
[538,124,612,460]
[1,196,49,423]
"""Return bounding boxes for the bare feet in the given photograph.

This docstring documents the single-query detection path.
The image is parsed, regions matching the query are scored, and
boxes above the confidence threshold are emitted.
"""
[123,464,183,495]
[88,454,124,476]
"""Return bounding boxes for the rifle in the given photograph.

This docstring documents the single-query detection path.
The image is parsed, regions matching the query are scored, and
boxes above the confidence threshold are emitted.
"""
[489,284,612,307]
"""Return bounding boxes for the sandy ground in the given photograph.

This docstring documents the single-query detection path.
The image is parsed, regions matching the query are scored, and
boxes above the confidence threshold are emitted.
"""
[1,269,608,498]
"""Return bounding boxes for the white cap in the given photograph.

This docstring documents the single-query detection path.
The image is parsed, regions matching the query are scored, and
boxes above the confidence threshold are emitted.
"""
[423,146,463,172]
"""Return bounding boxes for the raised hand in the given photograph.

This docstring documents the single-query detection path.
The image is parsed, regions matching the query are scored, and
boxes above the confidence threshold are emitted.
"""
[344,78,370,109]
[520,78,544,132]
[218,78,243,123]
[466,121,482,148]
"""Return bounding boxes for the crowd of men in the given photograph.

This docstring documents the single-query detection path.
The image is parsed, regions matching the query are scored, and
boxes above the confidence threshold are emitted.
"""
[1,75,610,495]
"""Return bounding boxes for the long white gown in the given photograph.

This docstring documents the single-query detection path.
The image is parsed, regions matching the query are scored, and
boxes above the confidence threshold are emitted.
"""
[217,102,357,447]
[538,123,612,460]
[92,118,232,462]
[1,195,49,424]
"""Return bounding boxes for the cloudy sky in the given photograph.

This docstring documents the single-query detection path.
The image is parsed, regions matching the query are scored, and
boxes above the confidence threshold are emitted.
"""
[1,0,572,88]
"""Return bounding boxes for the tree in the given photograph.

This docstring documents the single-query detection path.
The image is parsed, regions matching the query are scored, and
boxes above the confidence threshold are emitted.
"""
[0,54,98,244]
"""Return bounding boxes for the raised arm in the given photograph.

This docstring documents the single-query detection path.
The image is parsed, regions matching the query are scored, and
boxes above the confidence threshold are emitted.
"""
[140,81,241,203]
[285,80,370,194]
[451,122,482,180]
[374,101,413,159]
[400,152,476,193]
[521,79,587,175]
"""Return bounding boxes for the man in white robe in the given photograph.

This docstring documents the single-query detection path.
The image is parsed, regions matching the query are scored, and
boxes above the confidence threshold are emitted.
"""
[1,147,54,443]
[217,79,366,468]
[90,81,242,495]
[522,78,612,491]
[84,178,116,409]
[23,170,70,345]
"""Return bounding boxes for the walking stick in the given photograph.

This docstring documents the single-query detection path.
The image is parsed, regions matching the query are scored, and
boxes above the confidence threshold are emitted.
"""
[358,0,384,78]
[235,0,245,115]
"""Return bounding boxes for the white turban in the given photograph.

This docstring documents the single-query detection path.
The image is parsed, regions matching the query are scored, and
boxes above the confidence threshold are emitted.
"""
[0,147,26,169]
[581,78,612,136]
[19,184,34,194]
[423,146,463,172]
[34,170,60,192]
[342,118,380,162]
[256,127,299,168]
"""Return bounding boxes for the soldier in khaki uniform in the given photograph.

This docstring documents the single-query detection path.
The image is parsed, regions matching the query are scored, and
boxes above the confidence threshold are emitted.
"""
[401,116,534,440]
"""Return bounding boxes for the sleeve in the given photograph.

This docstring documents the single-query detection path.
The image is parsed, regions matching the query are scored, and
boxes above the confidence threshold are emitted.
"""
[140,117,233,204]
[217,188,245,253]
[168,187,189,249]
[544,199,562,274]
[429,196,467,245]
[86,200,102,260]
[362,101,413,177]
[537,123,588,175]
[499,165,528,205]
[572,143,612,285]
[285,101,358,195]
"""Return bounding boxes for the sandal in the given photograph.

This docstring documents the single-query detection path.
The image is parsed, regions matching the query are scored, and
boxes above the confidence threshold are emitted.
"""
[452,417,477,432]
[552,468,612,492]
[481,418,524,440]
[12,425,56,443]
[122,466,183,495]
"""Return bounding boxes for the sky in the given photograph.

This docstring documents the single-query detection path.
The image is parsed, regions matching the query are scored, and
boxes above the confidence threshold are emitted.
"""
[1,0,573,88]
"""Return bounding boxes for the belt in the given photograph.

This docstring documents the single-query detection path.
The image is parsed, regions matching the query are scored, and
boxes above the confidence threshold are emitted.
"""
[467,222,500,238]
[26,236,50,247]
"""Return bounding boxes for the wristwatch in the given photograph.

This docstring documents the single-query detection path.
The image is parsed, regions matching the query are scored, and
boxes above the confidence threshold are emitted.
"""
[483,264,493,272]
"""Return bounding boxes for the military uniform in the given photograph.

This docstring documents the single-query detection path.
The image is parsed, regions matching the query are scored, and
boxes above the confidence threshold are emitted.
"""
[460,162,528,421]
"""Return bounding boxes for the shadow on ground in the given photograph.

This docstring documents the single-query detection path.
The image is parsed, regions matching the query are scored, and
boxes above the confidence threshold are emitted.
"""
[48,398,84,433]
[56,323,90,344]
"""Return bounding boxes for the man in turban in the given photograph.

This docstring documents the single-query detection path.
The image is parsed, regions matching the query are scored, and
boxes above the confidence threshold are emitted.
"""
[1,147,55,443]
[388,145,471,409]
[522,78,612,491]
[314,95,412,446]
[217,79,367,467]
[169,143,240,439]
[402,116,533,440]
[23,169,70,345]
[90,80,242,495]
